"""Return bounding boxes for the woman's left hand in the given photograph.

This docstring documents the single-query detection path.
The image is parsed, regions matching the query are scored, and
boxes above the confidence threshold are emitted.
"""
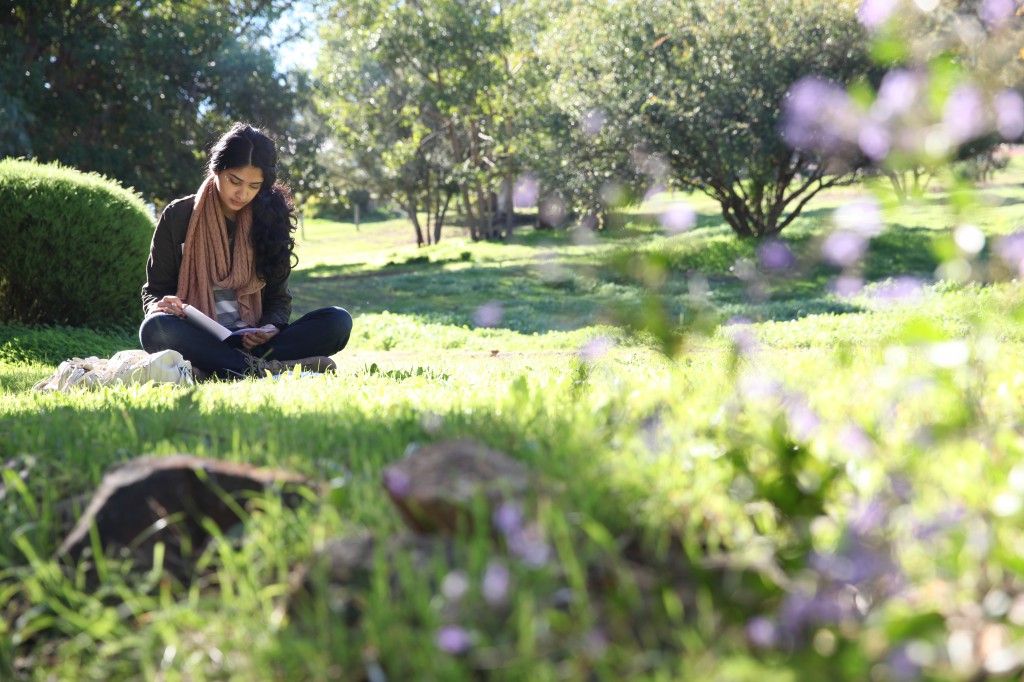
[242,324,279,349]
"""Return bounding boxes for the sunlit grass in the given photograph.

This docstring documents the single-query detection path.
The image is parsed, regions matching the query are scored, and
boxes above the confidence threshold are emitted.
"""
[3,160,1024,679]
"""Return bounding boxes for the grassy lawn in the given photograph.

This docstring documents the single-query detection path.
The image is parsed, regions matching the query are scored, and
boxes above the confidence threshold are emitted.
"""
[2,162,1024,680]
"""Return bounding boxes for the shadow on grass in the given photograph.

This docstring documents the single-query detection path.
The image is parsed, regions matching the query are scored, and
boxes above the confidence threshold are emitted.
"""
[289,213,950,334]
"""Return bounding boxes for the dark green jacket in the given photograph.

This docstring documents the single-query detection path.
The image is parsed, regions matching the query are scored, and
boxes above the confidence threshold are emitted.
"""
[140,195,292,329]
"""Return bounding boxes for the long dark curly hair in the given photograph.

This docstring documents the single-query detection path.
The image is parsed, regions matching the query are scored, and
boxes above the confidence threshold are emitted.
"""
[207,123,297,282]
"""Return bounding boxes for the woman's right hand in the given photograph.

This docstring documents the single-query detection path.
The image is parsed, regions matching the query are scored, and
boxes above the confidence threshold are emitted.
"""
[155,295,187,317]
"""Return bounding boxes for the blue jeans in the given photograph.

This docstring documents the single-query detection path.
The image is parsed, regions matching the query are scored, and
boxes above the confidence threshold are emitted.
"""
[140,307,353,379]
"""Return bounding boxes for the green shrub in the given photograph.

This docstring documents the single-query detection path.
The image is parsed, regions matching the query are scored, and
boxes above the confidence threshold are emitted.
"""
[0,159,154,326]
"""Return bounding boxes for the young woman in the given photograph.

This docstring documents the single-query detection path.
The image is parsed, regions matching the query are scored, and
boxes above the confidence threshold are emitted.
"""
[140,123,352,380]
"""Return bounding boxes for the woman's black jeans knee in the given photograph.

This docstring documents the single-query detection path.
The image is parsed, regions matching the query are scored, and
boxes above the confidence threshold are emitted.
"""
[140,307,353,379]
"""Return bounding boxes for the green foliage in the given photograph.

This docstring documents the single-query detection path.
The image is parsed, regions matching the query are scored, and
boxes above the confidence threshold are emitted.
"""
[541,0,877,238]
[0,159,154,327]
[0,0,312,202]
[0,322,136,367]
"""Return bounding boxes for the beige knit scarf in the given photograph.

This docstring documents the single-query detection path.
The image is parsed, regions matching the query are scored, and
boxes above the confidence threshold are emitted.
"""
[177,174,264,327]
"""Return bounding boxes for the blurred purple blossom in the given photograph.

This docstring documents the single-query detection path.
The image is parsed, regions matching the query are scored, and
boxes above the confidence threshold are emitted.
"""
[442,570,470,602]
[725,318,759,355]
[493,501,524,537]
[758,239,797,271]
[581,108,606,137]
[513,176,539,208]
[850,498,888,535]
[996,232,1024,274]
[474,301,504,328]
[746,616,778,649]
[660,201,697,234]
[383,468,411,498]
[482,560,511,606]
[831,275,864,297]
[888,645,921,681]
[913,505,966,541]
[579,335,614,361]
[785,397,820,441]
[779,590,847,635]
[858,0,899,28]
[740,373,784,400]
[994,89,1024,140]
[858,121,891,160]
[871,276,924,303]
[822,230,869,267]
[833,199,883,236]
[838,423,873,458]
[873,70,925,119]
[979,0,1017,28]
[507,524,552,567]
[435,626,473,655]
[943,85,987,145]
[782,77,860,155]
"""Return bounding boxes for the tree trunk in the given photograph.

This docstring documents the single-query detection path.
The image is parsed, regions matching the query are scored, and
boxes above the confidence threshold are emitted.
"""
[405,196,425,247]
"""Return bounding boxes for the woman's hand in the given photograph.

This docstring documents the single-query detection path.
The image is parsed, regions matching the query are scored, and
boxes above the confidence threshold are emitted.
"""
[242,324,279,349]
[156,295,187,317]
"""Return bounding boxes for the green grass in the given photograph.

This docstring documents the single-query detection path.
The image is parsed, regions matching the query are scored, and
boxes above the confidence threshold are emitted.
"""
[3,160,1024,680]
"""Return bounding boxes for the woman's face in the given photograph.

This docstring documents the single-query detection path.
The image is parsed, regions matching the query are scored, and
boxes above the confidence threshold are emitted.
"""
[213,165,264,218]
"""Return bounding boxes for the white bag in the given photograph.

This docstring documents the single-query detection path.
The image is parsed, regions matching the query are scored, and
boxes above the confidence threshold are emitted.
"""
[33,349,194,392]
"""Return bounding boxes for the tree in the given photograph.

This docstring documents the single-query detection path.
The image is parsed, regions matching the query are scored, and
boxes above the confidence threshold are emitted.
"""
[0,0,310,203]
[317,0,567,245]
[544,0,877,239]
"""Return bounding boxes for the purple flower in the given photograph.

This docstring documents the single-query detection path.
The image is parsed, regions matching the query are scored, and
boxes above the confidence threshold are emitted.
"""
[779,590,846,635]
[579,335,614,362]
[441,570,470,602]
[493,501,524,537]
[725,318,759,355]
[383,468,411,498]
[979,0,1017,28]
[831,275,864,297]
[858,121,891,160]
[482,560,510,606]
[858,0,899,28]
[513,176,539,208]
[943,85,986,145]
[660,201,697,234]
[996,232,1024,273]
[758,239,797,271]
[435,626,473,655]
[506,524,552,567]
[994,89,1024,141]
[781,77,860,155]
[474,301,503,328]
[740,373,783,400]
[887,644,921,681]
[838,423,873,458]
[822,230,868,267]
[581,109,606,137]
[850,498,887,535]
[786,397,820,441]
[873,70,925,119]
[746,616,778,649]
[871,276,924,303]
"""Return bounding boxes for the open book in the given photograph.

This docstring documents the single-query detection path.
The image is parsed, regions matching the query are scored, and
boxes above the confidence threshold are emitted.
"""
[182,304,262,341]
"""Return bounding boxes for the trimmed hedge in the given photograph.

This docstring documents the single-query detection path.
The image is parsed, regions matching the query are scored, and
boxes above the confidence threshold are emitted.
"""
[0,159,154,326]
